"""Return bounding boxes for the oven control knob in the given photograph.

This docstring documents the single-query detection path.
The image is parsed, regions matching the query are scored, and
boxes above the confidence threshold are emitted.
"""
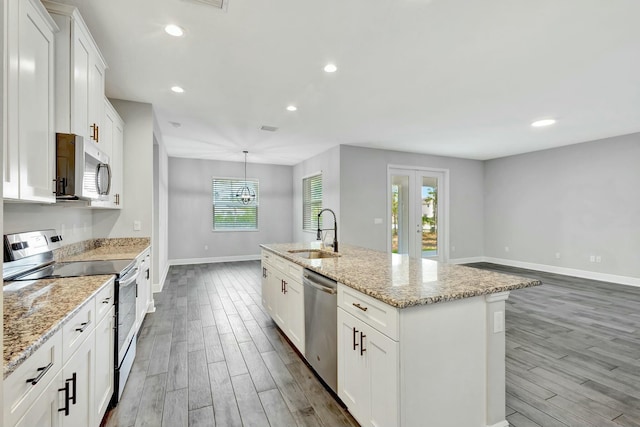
[11,242,29,250]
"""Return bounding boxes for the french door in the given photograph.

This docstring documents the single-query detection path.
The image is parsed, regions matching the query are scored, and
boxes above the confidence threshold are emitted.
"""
[388,167,447,260]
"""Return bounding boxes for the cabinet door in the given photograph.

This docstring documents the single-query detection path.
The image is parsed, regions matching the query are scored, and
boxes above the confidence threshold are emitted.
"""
[110,112,124,209]
[365,321,399,427]
[337,309,369,424]
[272,272,287,329]
[60,330,95,427]
[136,256,149,330]
[261,263,275,316]
[95,308,114,423]
[285,278,305,354]
[71,26,91,139]
[9,0,56,202]
[88,60,105,145]
[14,372,63,427]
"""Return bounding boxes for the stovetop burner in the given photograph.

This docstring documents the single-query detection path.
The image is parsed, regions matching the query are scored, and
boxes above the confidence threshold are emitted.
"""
[14,259,136,281]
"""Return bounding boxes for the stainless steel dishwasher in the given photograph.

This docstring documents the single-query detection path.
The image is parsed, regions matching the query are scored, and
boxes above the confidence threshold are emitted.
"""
[303,269,338,393]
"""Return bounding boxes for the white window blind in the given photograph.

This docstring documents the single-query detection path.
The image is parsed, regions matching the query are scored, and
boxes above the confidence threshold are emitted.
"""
[212,178,259,230]
[303,174,322,231]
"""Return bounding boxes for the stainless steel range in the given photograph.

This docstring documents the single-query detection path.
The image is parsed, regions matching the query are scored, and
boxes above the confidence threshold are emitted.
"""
[3,229,139,407]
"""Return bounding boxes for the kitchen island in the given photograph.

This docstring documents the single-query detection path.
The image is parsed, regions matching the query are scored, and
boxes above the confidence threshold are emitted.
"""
[260,242,541,427]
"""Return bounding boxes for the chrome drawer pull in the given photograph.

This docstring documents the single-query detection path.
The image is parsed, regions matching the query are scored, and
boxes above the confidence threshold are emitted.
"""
[353,302,368,312]
[75,320,91,333]
[26,362,53,385]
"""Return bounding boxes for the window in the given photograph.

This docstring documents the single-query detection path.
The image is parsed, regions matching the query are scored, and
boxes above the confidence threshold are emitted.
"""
[303,174,322,231]
[212,178,259,230]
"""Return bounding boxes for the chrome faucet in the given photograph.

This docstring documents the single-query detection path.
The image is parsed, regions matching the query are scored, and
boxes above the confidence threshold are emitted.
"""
[317,208,338,252]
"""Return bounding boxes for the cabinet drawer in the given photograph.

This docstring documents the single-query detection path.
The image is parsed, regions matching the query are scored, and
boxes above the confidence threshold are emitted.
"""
[95,278,115,322]
[62,298,95,363]
[3,331,63,426]
[283,258,303,281]
[338,285,399,341]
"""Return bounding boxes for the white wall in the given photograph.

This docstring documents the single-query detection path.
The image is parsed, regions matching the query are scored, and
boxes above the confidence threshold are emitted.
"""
[1,0,5,405]
[153,129,169,290]
[339,145,485,259]
[168,157,293,262]
[292,146,340,243]
[3,203,94,244]
[484,132,640,281]
[93,99,153,239]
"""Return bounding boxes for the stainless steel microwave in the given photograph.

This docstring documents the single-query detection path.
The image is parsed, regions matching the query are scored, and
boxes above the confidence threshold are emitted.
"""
[56,133,111,201]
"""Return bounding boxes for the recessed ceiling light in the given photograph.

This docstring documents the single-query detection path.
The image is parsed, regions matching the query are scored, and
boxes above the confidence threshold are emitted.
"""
[164,24,184,37]
[286,105,297,112]
[324,63,337,73]
[171,86,185,93]
[531,119,556,127]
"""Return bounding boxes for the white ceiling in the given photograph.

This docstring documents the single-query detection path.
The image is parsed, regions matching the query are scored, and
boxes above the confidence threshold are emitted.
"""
[54,0,640,165]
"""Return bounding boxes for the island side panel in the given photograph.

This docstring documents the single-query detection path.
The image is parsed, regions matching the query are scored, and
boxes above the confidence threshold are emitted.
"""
[485,291,510,427]
[399,296,487,427]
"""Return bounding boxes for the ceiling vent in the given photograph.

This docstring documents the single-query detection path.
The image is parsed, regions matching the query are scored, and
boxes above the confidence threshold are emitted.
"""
[182,0,228,11]
[260,125,278,132]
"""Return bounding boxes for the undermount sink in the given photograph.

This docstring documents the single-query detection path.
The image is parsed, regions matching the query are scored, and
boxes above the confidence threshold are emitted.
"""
[288,249,340,259]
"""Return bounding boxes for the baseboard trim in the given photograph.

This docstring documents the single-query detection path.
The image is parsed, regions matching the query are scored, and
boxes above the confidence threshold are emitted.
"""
[151,262,170,295]
[448,256,486,265]
[483,257,640,288]
[486,421,509,427]
[169,254,261,266]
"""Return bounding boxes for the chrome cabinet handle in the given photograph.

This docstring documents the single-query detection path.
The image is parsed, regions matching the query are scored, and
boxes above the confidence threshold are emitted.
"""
[26,362,53,385]
[353,302,368,312]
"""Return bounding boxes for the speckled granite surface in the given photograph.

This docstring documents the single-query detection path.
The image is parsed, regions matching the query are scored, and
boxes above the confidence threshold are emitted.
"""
[3,275,114,378]
[261,243,542,308]
[57,237,150,262]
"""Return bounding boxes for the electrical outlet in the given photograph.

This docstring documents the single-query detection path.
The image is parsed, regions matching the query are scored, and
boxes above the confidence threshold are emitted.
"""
[590,255,595,262]
[504,246,510,253]
[204,245,209,250]
[451,246,456,252]
[555,252,561,259]
[374,218,383,224]
[133,220,142,231]
[596,255,601,263]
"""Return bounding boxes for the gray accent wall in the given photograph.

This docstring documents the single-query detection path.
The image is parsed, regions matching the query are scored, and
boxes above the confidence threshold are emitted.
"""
[484,132,640,278]
[339,145,485,259]
[292,146,340,244]
[168,157,293,261]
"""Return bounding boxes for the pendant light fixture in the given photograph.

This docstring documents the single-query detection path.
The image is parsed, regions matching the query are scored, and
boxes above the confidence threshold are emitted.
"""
[236,150,255,205]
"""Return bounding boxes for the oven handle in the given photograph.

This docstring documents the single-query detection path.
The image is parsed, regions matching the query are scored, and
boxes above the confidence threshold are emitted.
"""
[119,268,139,288]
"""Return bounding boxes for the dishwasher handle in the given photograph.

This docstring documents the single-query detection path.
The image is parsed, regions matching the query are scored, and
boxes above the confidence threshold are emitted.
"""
[303,270,337,295]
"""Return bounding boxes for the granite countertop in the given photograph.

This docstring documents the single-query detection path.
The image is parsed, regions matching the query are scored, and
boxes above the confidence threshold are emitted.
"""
[59,238,150,262]
[3,275,114,378]
[260,243,542,308]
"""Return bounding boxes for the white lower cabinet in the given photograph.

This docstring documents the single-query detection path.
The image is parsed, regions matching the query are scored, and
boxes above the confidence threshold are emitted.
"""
[135,249,152,332]
[338,308,399,427]
[14,371,63,427]
[261,250,305,354]
[3,279,115,427]
[95,307,115,421]
[60,329,95,426]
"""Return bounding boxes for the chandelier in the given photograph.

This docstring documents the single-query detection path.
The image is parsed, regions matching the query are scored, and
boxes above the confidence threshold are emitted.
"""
[236,150,255,205]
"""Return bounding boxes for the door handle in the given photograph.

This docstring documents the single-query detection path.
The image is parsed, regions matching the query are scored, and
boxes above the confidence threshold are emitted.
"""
[26,362,53,385]
[360,332,366,356]
[75,320,91,333]
[283,280,287,294]
[352,327,359,351]
[58,381,70,416]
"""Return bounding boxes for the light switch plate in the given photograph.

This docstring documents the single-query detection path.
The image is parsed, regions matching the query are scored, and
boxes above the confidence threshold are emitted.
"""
[133,220,141,231]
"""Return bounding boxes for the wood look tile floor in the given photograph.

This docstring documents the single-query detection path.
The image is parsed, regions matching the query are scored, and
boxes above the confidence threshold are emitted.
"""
[103,260,640,427]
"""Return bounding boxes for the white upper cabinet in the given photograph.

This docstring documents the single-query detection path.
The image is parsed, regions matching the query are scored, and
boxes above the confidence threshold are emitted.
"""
[90,98,123,209]
[3,0,58,202]
[43,1,107,147]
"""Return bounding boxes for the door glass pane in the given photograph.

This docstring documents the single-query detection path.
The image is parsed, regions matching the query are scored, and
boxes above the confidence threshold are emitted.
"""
[391,175,409,254]
[421,176,438,258]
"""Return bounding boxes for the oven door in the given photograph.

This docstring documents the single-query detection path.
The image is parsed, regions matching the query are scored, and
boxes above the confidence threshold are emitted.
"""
[117,267,139,364]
